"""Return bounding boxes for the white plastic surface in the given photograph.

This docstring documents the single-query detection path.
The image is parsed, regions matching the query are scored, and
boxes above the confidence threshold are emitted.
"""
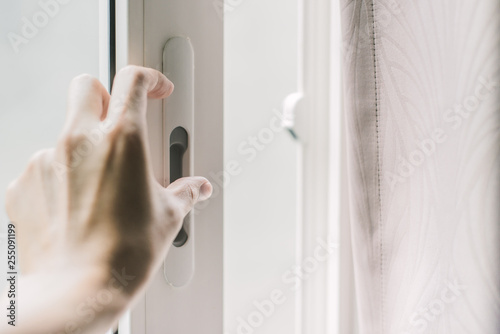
[123,0,224,332]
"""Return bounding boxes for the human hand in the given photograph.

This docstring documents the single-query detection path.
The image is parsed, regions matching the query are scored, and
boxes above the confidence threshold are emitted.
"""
[2,65,212,333]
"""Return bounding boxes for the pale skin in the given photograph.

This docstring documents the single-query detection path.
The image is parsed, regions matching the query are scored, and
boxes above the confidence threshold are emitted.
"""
[0,66,213,333]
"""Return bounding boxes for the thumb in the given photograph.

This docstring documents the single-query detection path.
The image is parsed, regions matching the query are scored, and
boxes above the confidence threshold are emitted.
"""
[166,177,213,215]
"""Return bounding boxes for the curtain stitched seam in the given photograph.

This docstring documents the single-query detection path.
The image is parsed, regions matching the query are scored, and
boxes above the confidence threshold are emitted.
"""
[369,0,384,332]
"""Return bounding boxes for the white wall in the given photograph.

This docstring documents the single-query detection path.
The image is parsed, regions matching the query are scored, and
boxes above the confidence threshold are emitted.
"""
[0,0,100,293]
[224,1,301,333]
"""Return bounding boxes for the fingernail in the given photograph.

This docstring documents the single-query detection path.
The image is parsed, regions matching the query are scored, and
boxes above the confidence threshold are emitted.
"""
[199,181,213,201]
[167,80,174,94]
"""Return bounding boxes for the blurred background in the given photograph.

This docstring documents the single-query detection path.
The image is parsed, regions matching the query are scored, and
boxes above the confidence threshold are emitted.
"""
[0,0,101,289]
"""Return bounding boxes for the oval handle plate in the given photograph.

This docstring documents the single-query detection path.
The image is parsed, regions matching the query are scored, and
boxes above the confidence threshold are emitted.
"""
[163,37,195,288]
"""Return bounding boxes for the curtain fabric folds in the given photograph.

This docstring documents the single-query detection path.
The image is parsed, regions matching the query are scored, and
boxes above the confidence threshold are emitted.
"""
[340,0,500,333]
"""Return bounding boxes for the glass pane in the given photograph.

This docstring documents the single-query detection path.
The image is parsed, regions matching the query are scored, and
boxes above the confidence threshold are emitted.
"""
[0,0,100,291]
[224,1,300,333]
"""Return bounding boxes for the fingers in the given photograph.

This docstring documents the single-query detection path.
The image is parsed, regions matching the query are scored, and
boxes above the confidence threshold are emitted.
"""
[57,66,173,178]
[166,177,213,216]
[105,65,174,135]
[64,74,110,132]
[63,66,173,136]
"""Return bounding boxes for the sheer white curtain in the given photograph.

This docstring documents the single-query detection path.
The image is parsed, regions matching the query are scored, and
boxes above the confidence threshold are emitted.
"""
[340,0,500,333]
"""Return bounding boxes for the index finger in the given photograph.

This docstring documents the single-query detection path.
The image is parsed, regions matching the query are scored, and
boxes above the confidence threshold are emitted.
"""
[105,65,174,133]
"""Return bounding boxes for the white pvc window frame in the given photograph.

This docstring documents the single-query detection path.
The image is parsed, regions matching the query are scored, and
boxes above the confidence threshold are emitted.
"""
[97,0,348,332]
[294,0,347,333]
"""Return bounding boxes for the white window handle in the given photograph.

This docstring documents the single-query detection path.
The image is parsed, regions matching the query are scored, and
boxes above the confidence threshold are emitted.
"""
[163,36,195,288]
